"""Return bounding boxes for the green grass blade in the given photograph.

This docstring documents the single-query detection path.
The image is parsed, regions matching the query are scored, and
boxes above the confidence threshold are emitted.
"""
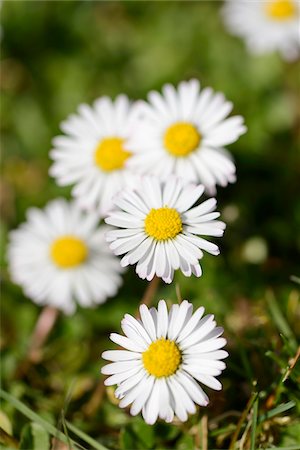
[0,389,82,449]
[250,397,258,450]
[265,447,300,450]
[290,275,300,284]
[66,420,109,450]
[258,400,296,424]
[266,291,298,351]
[229,391,258,449]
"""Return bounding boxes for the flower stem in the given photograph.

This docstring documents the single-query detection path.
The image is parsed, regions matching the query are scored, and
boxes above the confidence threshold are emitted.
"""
[28,306,59,362]
[140,275,160,308]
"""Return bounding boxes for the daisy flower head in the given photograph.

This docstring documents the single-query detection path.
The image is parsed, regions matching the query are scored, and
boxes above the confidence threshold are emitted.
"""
[8,199,123,314]
[49,95,142,217]
[105,176,226,283]
[101,300,228,425]
[126,79,247,195]
[222,0,300,61]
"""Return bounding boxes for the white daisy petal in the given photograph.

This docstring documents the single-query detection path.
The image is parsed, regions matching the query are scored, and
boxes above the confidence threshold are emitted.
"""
[110,232,147,255]
[157,299,169,338]
[121,322,150,349]
[102,350,141,362]
[180,315,216,349]
[185,337,227,354]
[190,373,223,391]
[109,333,145,352]
[120,236,153,267]
[168,375,196,414]
[143,379,161,425]
[166,378,189,422]
[104,366,142,387]
[116,369,146,397]
[175,184,205,212]
[119,374,152,408]
[122,314,152,345]
[130,376,155,416]
[183,358,226,371]
[176,371,209,406]
[196,350,229,360]
[168,300,192,341]
[101,360,142,375]
[158,378,173,422]
[162,84,180,120]
[139,304,157,341]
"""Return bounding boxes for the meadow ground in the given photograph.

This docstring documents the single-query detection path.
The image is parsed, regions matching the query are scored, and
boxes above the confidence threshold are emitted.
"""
[1,2,299,449]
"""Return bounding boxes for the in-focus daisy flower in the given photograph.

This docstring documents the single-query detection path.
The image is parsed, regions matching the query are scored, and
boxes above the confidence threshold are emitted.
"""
[126,79,246,194]
[49,95,142,216]
[105,176,226,283]
[8,199,123,314]
[222,0,300,61]
[101,300,228,425]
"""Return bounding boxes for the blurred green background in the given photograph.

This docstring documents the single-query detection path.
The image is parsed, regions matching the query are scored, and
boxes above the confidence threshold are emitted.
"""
[1,2,299,449]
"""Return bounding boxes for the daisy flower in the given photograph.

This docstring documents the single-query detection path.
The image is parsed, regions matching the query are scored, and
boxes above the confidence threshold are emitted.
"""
[105,176,226,283]
[101,300,228,425]
[126,79,246,194]
[49,95,142,216]
[222,0,300,61]
[8,199,123,314]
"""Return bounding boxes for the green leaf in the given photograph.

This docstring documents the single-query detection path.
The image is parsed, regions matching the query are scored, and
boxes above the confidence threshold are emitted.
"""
[31,422,50,450]
[19,422,49,450]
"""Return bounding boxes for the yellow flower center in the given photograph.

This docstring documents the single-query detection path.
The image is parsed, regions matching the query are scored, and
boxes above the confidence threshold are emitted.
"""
[164,122,201,157]
[144,207,182,241]
[142,338,182,378]
[50,235,88,268]
[265,0,296,20]
[94,137,131,172]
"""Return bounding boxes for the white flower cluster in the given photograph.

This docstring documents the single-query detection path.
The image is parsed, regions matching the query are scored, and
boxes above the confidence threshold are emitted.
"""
[8,78,246,424]
[7,0,297,426]
[9,79,246,312]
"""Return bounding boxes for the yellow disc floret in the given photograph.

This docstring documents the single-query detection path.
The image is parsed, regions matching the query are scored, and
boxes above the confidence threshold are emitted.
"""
[94,137,131,172]
[144,207,182,241]
[142,338,182,378]
[265,0,296,20]
[164,122,201,157]
[50,235,88,268]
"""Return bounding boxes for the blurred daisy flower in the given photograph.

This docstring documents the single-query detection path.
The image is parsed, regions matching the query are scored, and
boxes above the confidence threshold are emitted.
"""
[49,95,142,216]
[102,300,227,425]
[126,79,246,194]
[8,199,123,314]
[222,0,300,61]
[105,176,225,283]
